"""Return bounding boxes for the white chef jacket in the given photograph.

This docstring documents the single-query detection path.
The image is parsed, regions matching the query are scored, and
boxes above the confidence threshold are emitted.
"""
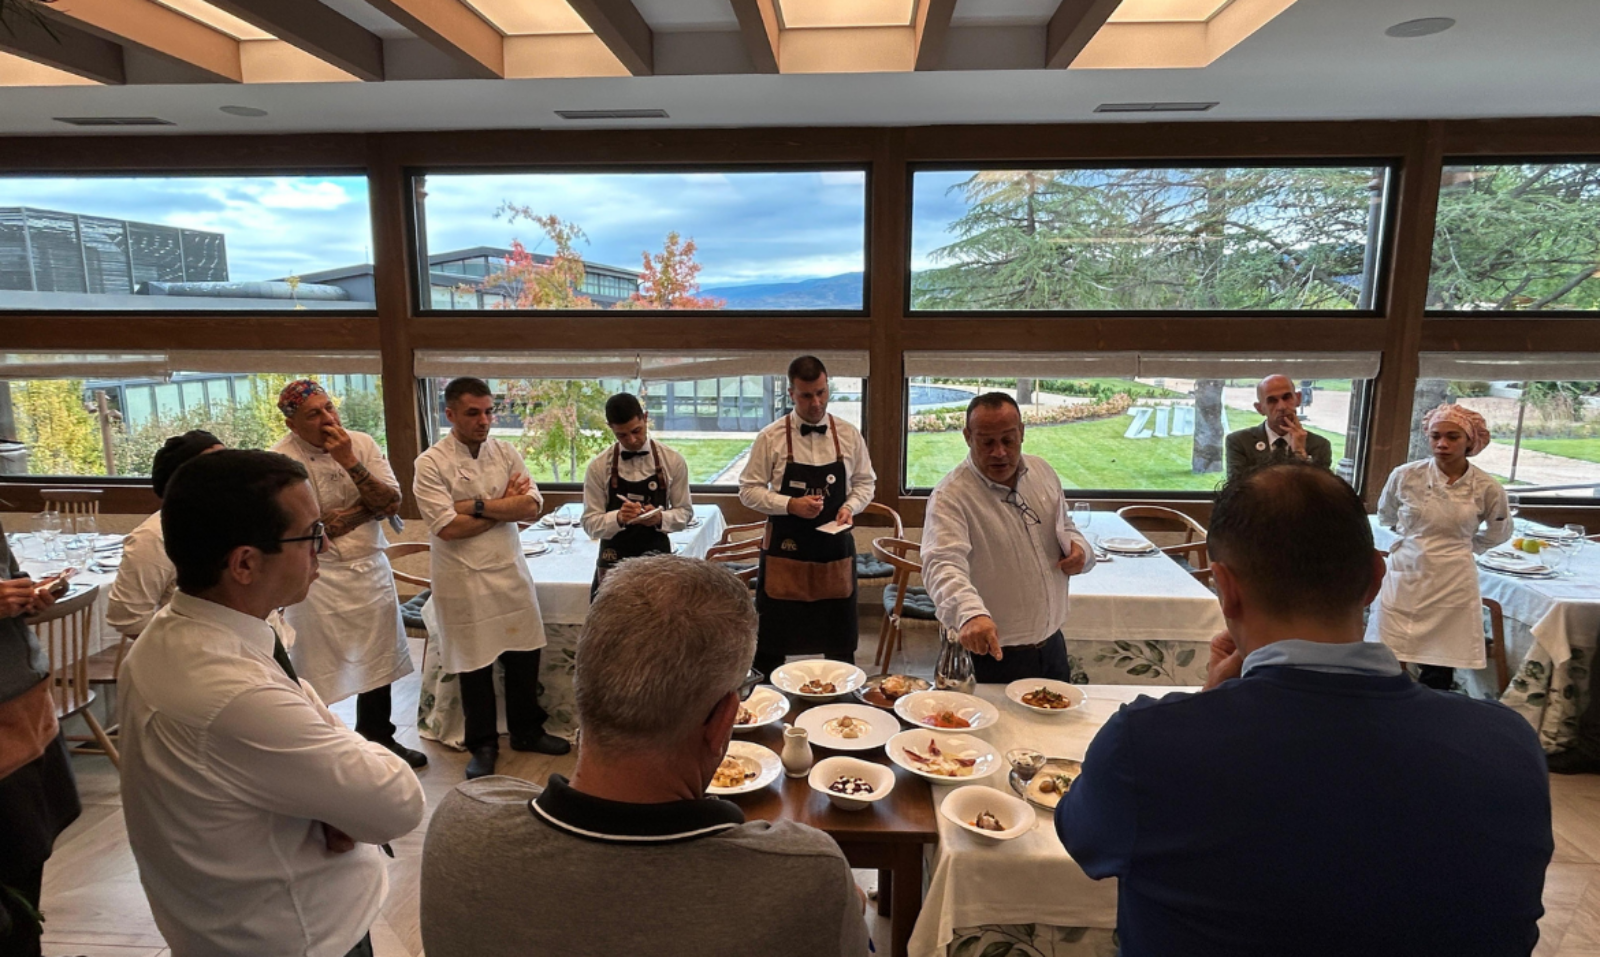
[413,433,546,674]
[271,431,412,704]
[1365,459,1512,668]
[923,455,1095,647]
[738,412,876,517]
[117,592,424,957]
[580,440,694,540]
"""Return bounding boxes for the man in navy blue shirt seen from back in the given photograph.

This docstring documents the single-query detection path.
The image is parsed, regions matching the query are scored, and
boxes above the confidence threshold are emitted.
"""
[1056,462,1552,957]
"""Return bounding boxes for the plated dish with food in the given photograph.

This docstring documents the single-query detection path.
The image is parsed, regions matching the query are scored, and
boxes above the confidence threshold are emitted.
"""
[707,741,782,796]
[893,690,1000,733]
[856,673,932,710]
[771,660,867,700]
[887,730,999,783]
[1003,678,1087,716]
[807,756,895,811]
[1010,758,1083,810]
[794,704,899,752]
[939,785,1035,841]
[733,686,790,731]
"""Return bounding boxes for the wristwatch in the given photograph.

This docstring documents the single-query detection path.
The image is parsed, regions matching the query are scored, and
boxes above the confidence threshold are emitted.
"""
[473,498,485,518]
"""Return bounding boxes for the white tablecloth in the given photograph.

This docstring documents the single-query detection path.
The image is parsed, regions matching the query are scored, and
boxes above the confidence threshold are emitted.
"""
[910,684,1197,957]
[415,504,727,747]
[17,553,120,654]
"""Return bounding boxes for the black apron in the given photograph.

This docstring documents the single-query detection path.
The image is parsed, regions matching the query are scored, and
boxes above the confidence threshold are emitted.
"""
[755,415,858,661]
[590,441,672,599]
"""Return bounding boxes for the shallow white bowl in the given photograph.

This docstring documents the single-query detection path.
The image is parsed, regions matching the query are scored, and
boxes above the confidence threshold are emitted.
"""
[940,785,1036,841]
[1003,679,1087,716]
[733,685,791,732]
[808,756,897,811]
[894,689,1000,733]
[772,660,868,700]
[706,740,782,796]
[795,704,899,752]
[887,729,999,784]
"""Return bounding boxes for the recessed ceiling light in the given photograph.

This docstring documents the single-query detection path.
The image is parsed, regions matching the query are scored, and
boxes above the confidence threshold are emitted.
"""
[219,105,269,117]
[1385,17,1455,38]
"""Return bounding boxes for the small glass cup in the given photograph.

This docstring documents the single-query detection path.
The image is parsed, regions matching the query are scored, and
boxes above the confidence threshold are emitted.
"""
[1007,748,1047,784]
[63,537,92,574]
[1544,544,1570,578]
[1071,501,1092,530]
[551,512,574,550]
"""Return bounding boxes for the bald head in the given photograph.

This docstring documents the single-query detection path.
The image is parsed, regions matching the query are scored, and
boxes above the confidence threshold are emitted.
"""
[1254,374,1301,433]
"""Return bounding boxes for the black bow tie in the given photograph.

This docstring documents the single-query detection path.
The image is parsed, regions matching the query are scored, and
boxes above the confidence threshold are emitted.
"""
[800,423,828,437]
[620,449,650,460]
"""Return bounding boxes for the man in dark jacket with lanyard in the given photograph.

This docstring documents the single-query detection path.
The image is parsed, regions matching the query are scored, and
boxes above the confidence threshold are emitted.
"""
[581,393,694,599]
[739,356,876,679]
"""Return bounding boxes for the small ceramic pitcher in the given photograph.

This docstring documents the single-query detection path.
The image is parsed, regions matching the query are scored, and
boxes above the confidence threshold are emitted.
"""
[781,725,813,778]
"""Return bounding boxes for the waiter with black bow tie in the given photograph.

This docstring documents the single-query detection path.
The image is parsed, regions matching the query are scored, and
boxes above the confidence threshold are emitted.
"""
[738,356,876,678]
[581,392,693,598]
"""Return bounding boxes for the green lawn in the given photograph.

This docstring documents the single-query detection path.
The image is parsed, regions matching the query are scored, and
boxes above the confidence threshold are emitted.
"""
[1522,438,1600,465]
[522,437,754,486]
[906,408,1346,491]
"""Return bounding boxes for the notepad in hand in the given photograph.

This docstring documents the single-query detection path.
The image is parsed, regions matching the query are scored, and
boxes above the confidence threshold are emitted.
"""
[815,521,852,535]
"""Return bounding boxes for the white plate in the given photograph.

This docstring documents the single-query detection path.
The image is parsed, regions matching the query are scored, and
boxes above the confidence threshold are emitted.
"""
[941,785,1036,841]
[1003,679,1086,716]
[887,729,999,784]
[733,686,790,731]
[1524,525,1582,541]
[1100,536,1157,555]
[1013,758,1084,810]
[706,740,782,796]
[771,660,867,700]
[808,756,896,811]
[685,516,703,529]
[522,541,550,557]
[795,704,900,751]
[894,690,1000,733]
[1480,552,1551,576]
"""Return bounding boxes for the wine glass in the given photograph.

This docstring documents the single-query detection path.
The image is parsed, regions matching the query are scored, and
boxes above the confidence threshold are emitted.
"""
[34,510,61,561]
[1544,544,1570,578]
[1071,501,1092,530]
[551,511,574,551]
[1565,524,1588,557]
[1006,748,1046,785]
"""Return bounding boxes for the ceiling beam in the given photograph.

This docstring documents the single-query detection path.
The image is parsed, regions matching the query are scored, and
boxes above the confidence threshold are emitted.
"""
[357,0,502,79]
[913,0,956,71]
[728,0,778,74]
[0,11,125,84]
[206,0,386,81]
[1045,0,1121,69]
[566,0,652,76]
[45,0,241,81]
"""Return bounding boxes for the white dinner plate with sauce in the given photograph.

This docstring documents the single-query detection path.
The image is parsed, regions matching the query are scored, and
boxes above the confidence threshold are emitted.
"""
[795,704,900,752]
[707,741,782,796]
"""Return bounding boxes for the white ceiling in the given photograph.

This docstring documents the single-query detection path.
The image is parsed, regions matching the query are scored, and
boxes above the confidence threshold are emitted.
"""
[0,0,1596,135]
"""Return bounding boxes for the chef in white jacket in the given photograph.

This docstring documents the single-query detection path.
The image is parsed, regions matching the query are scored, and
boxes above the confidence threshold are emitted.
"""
[270,379,424,769]
[413,376,571,780]
[1367,404,1511,691]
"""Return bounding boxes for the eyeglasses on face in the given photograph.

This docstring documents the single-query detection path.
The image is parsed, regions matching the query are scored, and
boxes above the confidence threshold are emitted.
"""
[278,520,328,554]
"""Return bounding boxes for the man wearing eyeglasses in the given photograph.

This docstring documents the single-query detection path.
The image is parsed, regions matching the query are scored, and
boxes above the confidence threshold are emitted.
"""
[270,379,424,769]
[922,392,1094,683]
[117,450,425,957]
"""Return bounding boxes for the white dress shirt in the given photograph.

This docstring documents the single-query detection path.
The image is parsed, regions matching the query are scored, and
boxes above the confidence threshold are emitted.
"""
[581,440,694,540]
[922,455,1094,647]
[105,512,172,637]
[737,412,876,517]
[118,592,425,957]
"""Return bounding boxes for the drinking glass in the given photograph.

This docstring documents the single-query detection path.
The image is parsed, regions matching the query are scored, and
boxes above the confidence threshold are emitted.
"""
[34,510,61,560]
[63,537,92,573]
[72,513,98,543]
[1544,544,1570,578]
[1007,748,1046,784]
[551,512,574,551]
[1071,501,1092,530]
[1507,493,1521,521]
[1565,524,1588,557]
[934,626,976,695]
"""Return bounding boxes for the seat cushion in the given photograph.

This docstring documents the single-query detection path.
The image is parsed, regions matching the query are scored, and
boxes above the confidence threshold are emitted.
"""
[856,553,894,580]
[883,584,937,620]
[400,589,431,630]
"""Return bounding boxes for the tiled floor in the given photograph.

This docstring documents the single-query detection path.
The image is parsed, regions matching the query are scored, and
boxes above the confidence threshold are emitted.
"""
[36,614,1600,956]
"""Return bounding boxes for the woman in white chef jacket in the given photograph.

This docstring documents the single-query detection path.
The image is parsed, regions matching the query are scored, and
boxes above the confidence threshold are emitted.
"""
[1367,404,1511,691]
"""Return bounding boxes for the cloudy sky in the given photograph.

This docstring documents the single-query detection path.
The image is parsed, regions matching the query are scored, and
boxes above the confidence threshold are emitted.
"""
[2,169,979,288]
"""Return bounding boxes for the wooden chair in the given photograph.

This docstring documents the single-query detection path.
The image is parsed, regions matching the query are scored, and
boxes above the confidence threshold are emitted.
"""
[719,520,766,546]
[385,543,432,675]
[28,583,119,769]
[39,488,102,520]
[1117,505,1211,578]
[854,503,905,590]
[1483,597,1512,697]
[706,538,762,586]
[871,537,940,672]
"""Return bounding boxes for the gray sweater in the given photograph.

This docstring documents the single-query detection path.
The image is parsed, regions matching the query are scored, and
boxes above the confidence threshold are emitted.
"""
[421,776,871,957]
[0,523,48,705]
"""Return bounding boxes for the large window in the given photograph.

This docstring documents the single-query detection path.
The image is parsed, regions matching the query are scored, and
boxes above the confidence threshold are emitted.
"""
[0,175,375,311]
[910,165,1390,312]
[1429,162,1600,312]
[0,354,384,478]
[903,355,1372,493]
[415,352,867,487]
[413,170,868,312]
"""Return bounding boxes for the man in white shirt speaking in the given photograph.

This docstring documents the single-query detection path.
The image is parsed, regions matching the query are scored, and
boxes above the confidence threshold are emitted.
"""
[922,393,1094,683]
[118,449,425,957]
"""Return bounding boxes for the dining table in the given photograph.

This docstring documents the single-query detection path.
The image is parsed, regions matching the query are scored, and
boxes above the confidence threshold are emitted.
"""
[11,532,124,655]
[414,503,727,747]
[1058,511,1224,686]
[1370,516,1600,751]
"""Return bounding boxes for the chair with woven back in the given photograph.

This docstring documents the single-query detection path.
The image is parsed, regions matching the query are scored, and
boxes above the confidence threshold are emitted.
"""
[28,582,119,768]
[1117,504,1212,584]
[853,502,904,591]
[385,542,433,675]
[870,537,941,673]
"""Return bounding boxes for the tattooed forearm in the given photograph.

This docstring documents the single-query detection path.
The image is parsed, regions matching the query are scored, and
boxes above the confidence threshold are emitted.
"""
[322,503,376,540]
[346,460,402,513]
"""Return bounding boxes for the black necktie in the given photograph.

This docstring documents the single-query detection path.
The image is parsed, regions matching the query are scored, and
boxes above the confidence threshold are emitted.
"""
[1272,438,1287,459]
[800,423,828,437]
[271,630,299,683]
[620,449,650,460]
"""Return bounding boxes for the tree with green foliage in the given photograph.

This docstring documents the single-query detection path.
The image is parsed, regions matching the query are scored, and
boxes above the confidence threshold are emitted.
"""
[504,378,610,483]
[13,380,102,475]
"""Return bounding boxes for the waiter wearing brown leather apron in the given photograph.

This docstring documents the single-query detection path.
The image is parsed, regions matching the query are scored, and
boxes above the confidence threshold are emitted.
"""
[581,393,694,599]
[739,357,877,679]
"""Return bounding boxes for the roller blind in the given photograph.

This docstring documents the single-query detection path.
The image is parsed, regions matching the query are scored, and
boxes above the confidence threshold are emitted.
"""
[0,353,169,380]
[1418,352,1600,382]
[167,351,381,374]
[639,351,869,379]
[904,352,1380,380]
[1136,352,1382,380]
[413,351,640,379]
[904,352,1139,379]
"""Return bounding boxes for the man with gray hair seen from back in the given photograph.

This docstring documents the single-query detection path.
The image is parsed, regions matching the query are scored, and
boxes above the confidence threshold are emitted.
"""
[420,555,870,957]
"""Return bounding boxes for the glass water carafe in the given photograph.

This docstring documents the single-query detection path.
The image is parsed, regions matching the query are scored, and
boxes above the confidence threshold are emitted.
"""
[935,626,976,694]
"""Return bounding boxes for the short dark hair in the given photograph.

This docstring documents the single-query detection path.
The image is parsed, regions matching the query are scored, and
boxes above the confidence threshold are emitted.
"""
[965,391,1020,426]
[162,450,309,594]
[605,392,646,425]
[787,355,828,385]
[1207,463,1375,619]
[150,430,222,499]
[444,377,492,406]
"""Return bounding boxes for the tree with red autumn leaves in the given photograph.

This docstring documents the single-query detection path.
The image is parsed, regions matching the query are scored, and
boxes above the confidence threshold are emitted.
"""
[479,203,594,309]
[614,231,725,310]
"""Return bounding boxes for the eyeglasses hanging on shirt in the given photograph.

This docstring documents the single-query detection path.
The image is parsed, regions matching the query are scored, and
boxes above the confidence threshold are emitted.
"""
[1002,489,1042,527]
